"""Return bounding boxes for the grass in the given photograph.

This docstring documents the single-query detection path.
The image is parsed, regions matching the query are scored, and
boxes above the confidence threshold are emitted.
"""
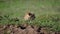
[0,0,60,31]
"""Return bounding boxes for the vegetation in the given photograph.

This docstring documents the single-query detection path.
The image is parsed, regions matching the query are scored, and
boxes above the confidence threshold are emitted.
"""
[0,0,60,31]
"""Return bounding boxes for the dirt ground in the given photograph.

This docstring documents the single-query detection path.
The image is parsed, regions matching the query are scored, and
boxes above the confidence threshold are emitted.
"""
[0,24,60,34]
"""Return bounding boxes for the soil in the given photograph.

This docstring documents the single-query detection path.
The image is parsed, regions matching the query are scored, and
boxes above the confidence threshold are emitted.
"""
[0,24,60,34]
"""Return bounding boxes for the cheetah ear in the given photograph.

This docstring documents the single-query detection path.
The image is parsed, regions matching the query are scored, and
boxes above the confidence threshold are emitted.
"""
[25,11,31,15]
[25,9,31,13]
[26,11,30,14]
[25,9,34,15]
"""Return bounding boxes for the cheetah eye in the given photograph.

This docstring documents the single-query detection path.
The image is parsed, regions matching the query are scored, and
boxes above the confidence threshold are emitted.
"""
[28,13,32,16]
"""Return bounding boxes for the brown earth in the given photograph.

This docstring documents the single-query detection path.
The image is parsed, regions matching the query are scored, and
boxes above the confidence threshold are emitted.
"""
[0,24,60,34]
